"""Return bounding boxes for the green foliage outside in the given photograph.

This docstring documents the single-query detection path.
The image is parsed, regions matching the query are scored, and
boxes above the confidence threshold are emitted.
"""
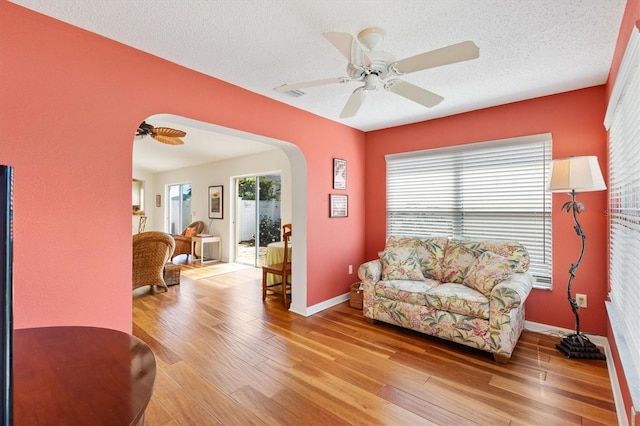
[238,177,281,246]
[259,215,281,246]
[238,177,277,200]
[182,186,191,200]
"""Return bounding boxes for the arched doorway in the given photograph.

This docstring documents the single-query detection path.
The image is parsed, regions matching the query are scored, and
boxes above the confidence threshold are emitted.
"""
[132,114,307,312]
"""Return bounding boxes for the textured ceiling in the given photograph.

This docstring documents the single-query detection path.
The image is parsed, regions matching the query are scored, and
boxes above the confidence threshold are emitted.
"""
[133,115,277,173]
[10,0,626,170]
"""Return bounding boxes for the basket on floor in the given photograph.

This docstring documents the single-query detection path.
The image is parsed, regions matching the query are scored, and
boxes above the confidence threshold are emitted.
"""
[349,282,363,309]
[163,262,182,286]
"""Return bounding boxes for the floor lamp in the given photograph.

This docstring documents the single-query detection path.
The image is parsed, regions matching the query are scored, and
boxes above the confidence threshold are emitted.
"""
[547,155,606,359]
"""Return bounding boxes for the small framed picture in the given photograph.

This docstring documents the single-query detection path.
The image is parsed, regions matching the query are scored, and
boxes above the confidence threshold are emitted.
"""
[208,185,223,219]
[333,158,347,190]
[155,194,161,208]
[329,194,348,218]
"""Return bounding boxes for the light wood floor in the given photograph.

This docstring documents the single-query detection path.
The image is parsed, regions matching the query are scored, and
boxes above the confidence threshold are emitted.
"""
[133,262,618,425]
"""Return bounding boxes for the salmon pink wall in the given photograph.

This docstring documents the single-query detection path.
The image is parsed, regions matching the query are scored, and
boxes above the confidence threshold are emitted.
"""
[364,87,609,336]
[0,1,366,332]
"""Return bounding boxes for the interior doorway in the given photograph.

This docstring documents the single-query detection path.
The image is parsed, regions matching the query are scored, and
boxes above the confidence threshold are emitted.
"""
[235,174,281,266]
[133,114,308,314]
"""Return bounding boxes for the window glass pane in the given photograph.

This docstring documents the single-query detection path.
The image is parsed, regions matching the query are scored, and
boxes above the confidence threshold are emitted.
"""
[180,184,192,231]
[168,183,191,234]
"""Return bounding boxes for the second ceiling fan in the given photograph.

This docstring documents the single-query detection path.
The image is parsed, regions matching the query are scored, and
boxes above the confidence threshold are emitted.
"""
[275,27,479,118]
[136,121,187,145]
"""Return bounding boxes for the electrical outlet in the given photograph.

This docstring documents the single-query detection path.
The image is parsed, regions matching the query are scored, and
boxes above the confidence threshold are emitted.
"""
[348,265,353,275]
[576,293,588,308]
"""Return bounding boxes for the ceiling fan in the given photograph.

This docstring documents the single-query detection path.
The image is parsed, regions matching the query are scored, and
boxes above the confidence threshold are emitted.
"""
[135,121,187,145]
[275,27,479,118]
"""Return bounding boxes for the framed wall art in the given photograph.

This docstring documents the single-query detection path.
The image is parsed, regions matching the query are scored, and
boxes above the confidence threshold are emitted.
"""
[329,194,348,218]
[208,185,223,219]
[333,158,347,190]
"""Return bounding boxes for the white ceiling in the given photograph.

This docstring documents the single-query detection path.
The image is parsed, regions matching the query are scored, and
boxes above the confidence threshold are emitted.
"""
[11,0,626,171]
[133,114,278,173]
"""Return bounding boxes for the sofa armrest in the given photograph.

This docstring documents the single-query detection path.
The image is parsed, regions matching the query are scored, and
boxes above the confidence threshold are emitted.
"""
[490,272,534,314]
[358,260,381,317]
[358,259,381,287]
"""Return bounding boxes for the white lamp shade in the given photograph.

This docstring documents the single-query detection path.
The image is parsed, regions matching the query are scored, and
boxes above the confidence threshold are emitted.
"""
[547,156,606,193]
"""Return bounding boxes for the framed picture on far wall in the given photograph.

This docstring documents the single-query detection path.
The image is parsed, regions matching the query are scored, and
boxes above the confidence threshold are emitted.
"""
[329,194,348,218]
[333,158,346,190]
[208,185,223,219]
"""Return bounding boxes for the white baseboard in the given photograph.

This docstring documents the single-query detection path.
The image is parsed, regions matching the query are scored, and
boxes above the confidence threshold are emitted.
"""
[292,292,350,317]
[523,320,608,347]
[524,321,626,426]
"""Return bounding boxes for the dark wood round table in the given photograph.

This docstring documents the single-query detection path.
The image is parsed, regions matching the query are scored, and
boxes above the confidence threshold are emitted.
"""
[13,326,156,425]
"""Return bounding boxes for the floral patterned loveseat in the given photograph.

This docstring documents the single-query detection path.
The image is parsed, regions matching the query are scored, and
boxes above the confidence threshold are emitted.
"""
[358,236,534,362]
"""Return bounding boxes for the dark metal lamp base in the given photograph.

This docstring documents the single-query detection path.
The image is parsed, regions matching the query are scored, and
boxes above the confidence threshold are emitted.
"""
[556,333,606,360]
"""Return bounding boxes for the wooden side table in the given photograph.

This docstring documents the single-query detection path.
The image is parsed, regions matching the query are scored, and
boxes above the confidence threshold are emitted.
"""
[191,235,221,265]
[13,326,156,426]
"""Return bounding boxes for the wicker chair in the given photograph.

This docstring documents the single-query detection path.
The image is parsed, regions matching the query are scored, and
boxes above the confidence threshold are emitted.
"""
[171,221,206,261]
[133,231,175,292]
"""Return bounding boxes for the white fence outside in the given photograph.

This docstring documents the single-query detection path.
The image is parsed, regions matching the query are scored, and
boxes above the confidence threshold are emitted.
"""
[237,199,280,242]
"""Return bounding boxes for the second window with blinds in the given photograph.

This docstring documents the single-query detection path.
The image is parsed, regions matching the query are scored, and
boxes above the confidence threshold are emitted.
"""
[386,133,552,288]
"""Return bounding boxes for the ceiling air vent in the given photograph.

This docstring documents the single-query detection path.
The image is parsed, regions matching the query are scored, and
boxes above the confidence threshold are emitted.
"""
[284,89,305,98]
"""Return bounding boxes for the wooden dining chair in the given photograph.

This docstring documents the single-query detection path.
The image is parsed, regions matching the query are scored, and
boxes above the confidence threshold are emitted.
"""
[262,229,292,308]
[282,223,292,236]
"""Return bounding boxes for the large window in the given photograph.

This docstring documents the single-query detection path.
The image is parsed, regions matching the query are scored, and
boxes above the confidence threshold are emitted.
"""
[386,134,552,287]
[605,27,640,391]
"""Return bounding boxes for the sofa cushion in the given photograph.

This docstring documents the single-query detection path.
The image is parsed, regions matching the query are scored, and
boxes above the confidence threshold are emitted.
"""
[457,240,530,273]
[385,235,427,249]
[425,283,489,319]
[384,236,449,280]
[477,240,530,273]
[464,251,514,297]
[375,279,440,306]
[380,247,425,281]
[438,240,476,284]
[420,237,449,280]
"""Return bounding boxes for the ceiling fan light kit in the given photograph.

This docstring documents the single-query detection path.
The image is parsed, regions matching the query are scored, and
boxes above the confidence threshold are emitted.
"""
[275,27,479,118]
[357,27,386,51]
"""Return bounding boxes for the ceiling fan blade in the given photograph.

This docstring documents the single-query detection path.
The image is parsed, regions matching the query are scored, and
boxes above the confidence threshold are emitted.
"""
[152,135,184,145]
[392,41,479,74]
[386,79,444,108]
[153,127,187,138]
[323,32,371,67]
[274,77,350,93]
[340,87,367,118]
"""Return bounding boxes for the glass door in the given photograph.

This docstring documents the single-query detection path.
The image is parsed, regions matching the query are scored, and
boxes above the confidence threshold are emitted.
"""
[168,183,192,235]
[235,174,281,266]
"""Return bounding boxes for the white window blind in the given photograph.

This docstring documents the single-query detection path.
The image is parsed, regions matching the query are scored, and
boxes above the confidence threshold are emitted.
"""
[606,26,640,385]
[386,134,552,287]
